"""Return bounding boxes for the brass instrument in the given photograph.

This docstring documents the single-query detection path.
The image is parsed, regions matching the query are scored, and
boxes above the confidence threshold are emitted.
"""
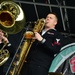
[0,1,25,66]
[9,18,45,75]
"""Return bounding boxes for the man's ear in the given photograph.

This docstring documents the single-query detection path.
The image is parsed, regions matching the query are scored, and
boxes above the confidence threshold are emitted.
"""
[54,21,57,25]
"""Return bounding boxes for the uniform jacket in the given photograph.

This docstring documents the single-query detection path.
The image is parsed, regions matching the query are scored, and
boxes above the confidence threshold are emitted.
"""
[27,29,64,69]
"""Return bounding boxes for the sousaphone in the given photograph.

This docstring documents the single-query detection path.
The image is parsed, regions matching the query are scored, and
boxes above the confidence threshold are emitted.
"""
[0,1,26,66]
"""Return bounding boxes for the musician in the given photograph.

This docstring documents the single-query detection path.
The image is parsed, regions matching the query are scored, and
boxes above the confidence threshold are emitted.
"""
[0,30,8,74]
[0,30,15,75]
[23,12,65,75]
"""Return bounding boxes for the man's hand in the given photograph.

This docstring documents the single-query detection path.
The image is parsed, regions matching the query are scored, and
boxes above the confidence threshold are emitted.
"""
[0,30,9,44]
[33,32,43,41]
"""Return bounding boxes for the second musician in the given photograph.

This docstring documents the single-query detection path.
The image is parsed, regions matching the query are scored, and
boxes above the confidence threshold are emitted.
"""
[23,12,65,75]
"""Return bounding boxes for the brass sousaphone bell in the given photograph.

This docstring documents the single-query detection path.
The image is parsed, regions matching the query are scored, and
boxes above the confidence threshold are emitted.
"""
[0,1,26,66]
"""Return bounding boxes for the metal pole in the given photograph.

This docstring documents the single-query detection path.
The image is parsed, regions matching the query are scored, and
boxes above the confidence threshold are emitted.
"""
[13,0,75,10]
[33,0,39,19]
[56,0,66,31]
[47,0,52,12]
[63,0,70,33]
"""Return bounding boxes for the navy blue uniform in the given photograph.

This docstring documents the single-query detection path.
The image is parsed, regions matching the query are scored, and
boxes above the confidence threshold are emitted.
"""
[24,29,64,75]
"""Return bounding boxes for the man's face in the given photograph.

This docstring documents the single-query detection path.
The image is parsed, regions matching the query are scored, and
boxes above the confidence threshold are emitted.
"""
[45,14,57,28]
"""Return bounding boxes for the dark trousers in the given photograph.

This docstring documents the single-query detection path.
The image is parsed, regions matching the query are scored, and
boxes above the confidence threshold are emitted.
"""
[20,62,49,75]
